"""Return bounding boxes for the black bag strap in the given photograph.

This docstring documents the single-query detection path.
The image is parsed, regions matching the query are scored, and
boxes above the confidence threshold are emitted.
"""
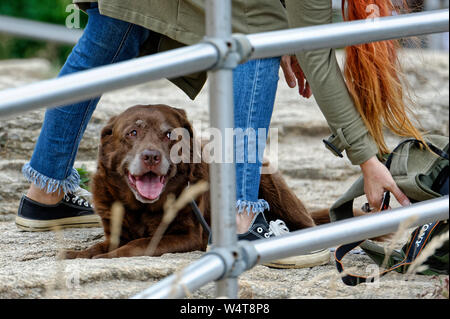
[190,200,211,238]
[385,138,449,170]
[333,138,448,286]
[335,221,443,286]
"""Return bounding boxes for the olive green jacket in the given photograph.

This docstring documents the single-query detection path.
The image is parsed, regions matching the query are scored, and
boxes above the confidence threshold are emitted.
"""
[73,0,378,165]
[73,0,287,104]
[285,0,378,164]
[74,0,288,45]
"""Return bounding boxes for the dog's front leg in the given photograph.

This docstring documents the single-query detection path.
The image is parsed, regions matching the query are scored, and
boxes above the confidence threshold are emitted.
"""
[62,240,110,259]
[92,234,203,258]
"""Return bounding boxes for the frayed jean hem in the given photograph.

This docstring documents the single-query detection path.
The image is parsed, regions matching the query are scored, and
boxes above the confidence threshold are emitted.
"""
[236,199,270,215]
[22,163,80,195]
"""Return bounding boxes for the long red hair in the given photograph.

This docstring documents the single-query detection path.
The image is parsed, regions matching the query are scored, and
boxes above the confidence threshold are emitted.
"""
[342,0,425,155]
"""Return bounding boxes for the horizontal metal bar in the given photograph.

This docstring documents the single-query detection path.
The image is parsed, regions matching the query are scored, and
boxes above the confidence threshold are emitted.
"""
[426,0,449,10]
[248,9,449,59]
[133,196,448,299]
[0,15,82,45]
[254,196,449,263]
[0,43,218,118]
[0,10,448,118]
[131,254,225,299]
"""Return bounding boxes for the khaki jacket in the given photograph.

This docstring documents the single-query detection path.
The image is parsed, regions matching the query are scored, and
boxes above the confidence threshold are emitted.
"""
[284,0,378,164]
[74,0,378,165]
[73,0,287,100]
[75,0,288,45]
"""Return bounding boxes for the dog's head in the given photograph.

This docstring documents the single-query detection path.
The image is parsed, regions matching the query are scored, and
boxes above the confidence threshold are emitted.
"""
[98,104,195,204]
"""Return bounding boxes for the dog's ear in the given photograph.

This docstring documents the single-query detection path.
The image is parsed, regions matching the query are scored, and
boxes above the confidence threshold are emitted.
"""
[99,116,117,162]
[171,108,199,182]
[183,118,194,139]
[97,116,119,171]
[184,121,197,183]
[100,116,117,141]
[172,107,194,139]
[172,107,187,119]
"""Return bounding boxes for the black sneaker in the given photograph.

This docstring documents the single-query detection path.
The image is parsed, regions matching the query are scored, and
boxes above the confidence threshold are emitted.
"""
[238,212,330,269]
[237,212,289,241]
[15,192,102,232]
[207,213,287,250]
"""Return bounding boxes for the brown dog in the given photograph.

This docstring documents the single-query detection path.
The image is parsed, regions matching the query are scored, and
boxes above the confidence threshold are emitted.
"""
[64,104,326,259]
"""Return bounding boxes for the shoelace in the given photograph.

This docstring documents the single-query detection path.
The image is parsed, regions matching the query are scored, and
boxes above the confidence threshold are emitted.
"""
[267,219,290,237]
[73,187,93,201]
[63,189,93,208]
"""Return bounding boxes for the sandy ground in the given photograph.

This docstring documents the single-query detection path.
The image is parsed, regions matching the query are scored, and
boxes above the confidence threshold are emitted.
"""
[0,50,448,299]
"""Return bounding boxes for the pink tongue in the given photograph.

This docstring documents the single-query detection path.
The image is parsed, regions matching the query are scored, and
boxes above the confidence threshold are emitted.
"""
[135,174,164,200]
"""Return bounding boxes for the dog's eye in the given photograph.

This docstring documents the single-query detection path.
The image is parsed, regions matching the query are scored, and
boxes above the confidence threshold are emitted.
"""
[165,131,172,140]
[127,130,138,137]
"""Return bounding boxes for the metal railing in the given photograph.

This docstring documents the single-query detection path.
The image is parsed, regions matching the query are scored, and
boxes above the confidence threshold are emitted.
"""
[132,197,449,298]
[1,9,448,117]
[0,2,448,299]
[0,14,82,45]
[425,0,450,50]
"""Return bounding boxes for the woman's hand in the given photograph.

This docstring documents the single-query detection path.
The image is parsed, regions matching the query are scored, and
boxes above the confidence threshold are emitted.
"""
[360,156,411,211]
[281,55,312,98]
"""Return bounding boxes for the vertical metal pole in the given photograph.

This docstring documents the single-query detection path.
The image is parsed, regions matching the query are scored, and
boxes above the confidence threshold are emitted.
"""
[205,0,238,298]
[425,0,448,50]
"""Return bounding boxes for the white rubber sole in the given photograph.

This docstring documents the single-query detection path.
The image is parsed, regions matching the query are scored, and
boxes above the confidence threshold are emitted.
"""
[207,245,330,269]
[15,214,102,232]
[263,249,331,269]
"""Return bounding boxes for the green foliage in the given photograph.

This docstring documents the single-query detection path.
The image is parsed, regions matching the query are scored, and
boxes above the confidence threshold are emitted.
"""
[76,165,91,191]
[1,0,74,23]
[0,0,88,66]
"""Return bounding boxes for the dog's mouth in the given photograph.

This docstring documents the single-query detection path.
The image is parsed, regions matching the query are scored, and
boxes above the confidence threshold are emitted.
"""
[127,171,167,201]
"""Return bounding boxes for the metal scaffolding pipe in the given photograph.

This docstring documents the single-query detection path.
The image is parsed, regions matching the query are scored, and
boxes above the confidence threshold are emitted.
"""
[131,254,225,299]
[248,9,449,59]
[254,196,449,263]
[205,0,238,299]
[0,43,218,118]
[425,0,449,50]
[0,9,448,118]
[1,6,448,301]
[132,196,449,299]
[0,15,82,45]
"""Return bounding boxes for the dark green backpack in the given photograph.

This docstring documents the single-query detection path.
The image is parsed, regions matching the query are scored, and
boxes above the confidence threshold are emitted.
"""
[331,135,449,286]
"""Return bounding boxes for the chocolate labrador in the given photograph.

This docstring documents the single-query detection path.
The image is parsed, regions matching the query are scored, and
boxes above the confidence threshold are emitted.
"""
[63,104,328,259]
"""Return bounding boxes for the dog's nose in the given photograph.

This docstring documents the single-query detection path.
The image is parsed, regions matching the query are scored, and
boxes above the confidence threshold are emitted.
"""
[141,149,161,167]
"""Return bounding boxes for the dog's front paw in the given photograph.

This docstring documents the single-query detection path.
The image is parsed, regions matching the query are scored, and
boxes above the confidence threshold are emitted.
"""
[59,249,93,259]
[92,251,121,259]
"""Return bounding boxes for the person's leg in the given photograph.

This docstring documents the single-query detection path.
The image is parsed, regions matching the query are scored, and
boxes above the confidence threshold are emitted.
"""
[232,57,281,234]
[23,4,150,203]
[17,4,150,231]
[232,57,330,268]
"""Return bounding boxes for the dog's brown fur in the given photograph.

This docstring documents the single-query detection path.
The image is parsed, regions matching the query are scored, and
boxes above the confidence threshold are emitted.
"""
[64,104,340,259]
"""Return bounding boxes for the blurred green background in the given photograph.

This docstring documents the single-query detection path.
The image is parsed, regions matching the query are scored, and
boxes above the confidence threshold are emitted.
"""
[0,0,87,67]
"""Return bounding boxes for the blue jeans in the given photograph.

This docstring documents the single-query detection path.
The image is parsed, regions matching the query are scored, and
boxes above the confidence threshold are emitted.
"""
[233,59,279,213]
[22,5,280,214]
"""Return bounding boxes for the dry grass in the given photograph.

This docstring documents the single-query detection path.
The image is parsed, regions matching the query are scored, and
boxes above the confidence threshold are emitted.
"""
[381,215,419,270]
[407,230,449,275]
[46,226,67,297]
[168,266,194,299]
[109,201,125,252]
[145,181,209,256]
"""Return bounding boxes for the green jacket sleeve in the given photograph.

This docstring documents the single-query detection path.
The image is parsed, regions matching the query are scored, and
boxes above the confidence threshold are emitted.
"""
[285,0,379,165]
